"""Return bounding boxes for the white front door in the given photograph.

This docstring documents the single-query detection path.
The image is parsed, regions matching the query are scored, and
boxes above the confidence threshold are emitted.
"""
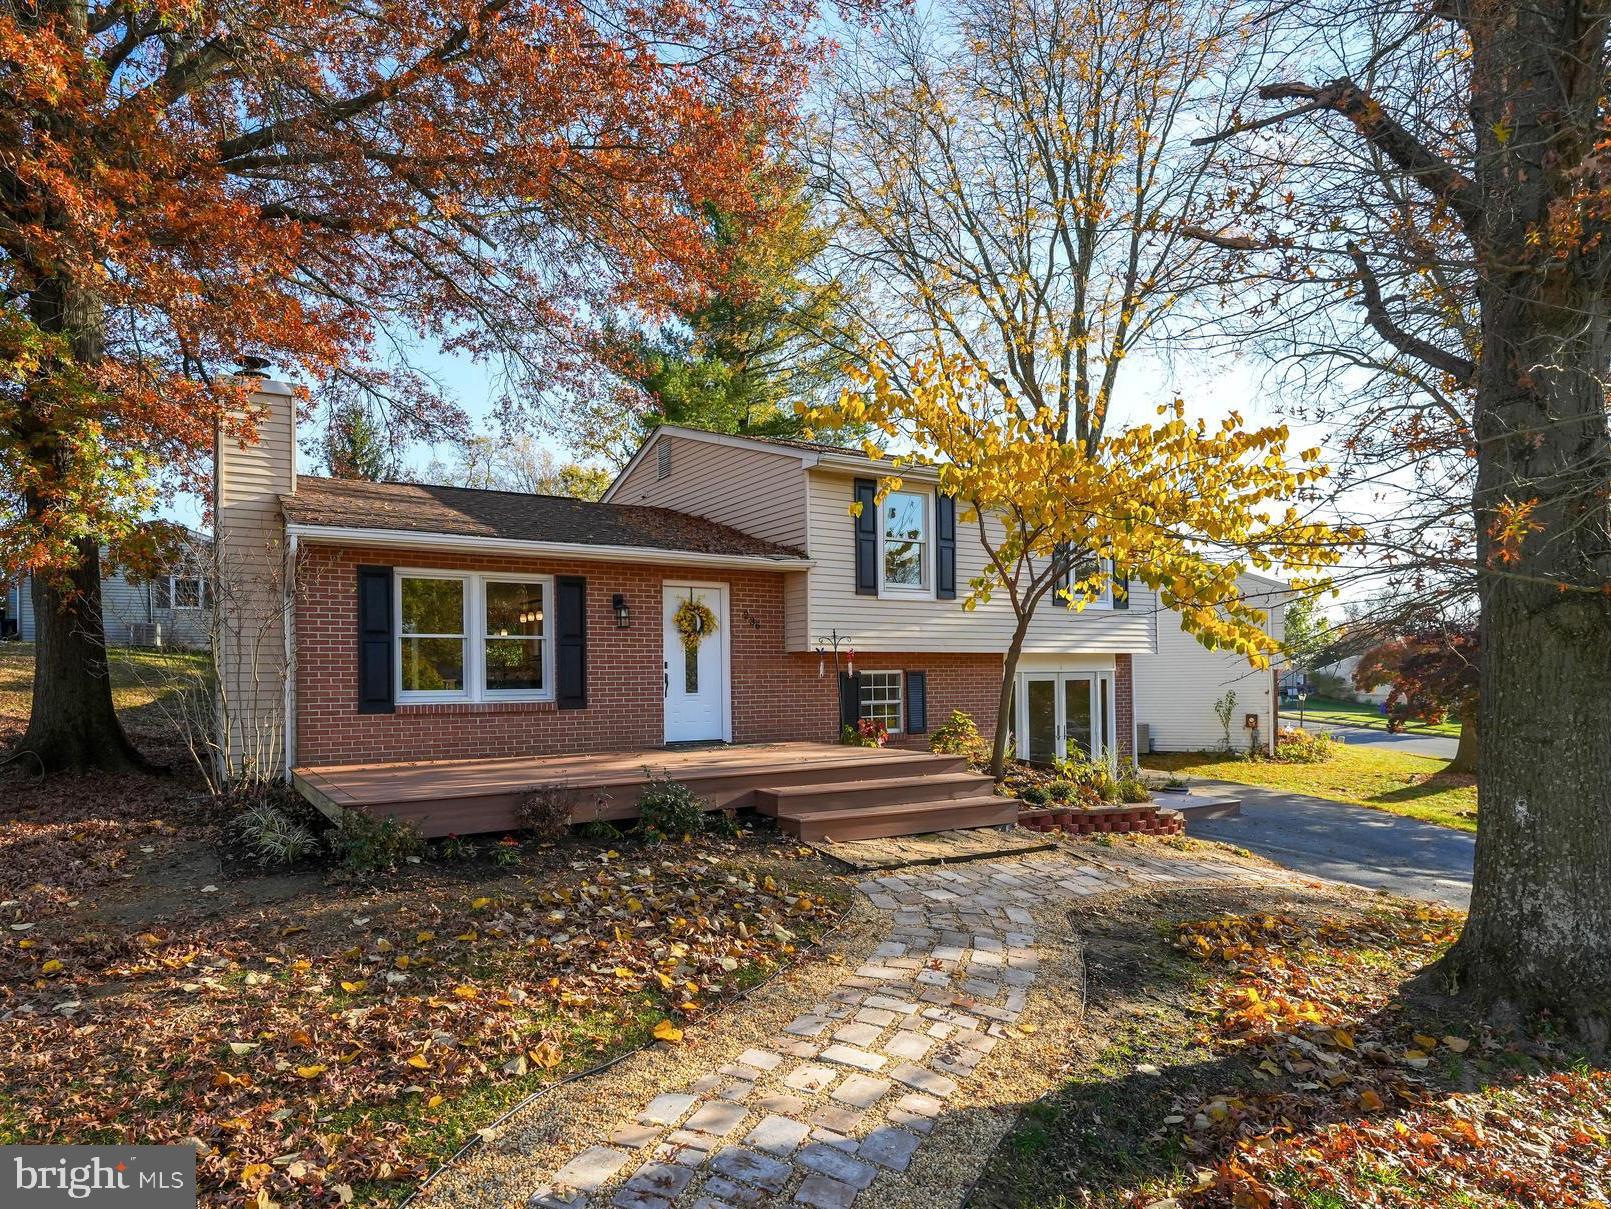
[662,583,729,743]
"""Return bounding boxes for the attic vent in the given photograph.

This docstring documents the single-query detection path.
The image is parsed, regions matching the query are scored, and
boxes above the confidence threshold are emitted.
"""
[656,441,672,480]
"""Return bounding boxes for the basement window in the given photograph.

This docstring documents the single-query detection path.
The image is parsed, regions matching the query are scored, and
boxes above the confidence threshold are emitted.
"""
[859,670,903,733]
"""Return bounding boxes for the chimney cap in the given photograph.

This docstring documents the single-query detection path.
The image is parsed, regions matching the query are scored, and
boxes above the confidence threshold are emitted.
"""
[237,355,272,378]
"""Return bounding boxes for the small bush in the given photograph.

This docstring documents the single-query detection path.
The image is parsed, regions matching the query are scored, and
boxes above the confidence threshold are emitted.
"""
[1054,754,1119,801]
[840,718,889,748]
[437,833,477,861]
[1020,785,1049,806]
[1046,780,1075,802]
[578,818,620,842]
[930,709,989,768]
[327,811,425,873]
[1274,727,1337,764]
[636,775,709,841]
[516,784,576,842]
[231,797,320,867]
[1115,777,1150,803]
[491,834,523,866]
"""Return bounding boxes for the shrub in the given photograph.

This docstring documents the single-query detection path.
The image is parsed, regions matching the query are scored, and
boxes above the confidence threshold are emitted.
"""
[231,797,320,867]
[516,784,576,842]
[1213,690,1238,751]
[437,833,477,861]
[491,834,523,866]
[1274,727,1337,764]
[327,811,425,873]
[1046,780,1075,802]
[1020,785,1049,806]
[1115,777,1151,803]
[636,775,709,841]
[930,710,989,768]
[1055,754,1119,801]
[841,718,889,748]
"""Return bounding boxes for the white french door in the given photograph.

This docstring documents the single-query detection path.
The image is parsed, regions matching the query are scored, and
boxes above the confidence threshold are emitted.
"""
[1016,671,1113,764]
[662,583,730,743]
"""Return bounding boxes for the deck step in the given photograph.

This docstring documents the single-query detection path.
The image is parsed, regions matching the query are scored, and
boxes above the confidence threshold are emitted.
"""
[778,795,1018,843]
[753,772,995,816]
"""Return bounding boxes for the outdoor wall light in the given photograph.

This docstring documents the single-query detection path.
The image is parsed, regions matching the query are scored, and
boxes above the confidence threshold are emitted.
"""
[613,593,630,629]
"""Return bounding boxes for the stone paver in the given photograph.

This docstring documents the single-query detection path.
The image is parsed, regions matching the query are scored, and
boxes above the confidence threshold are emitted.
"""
[510,847,1264,1208]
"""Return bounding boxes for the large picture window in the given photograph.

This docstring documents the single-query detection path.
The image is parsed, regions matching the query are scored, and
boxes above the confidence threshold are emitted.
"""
[859,670,904,733]
[397,571,554,703]
[881,491,928,592]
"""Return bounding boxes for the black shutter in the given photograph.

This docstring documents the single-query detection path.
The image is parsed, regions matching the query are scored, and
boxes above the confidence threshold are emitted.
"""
[839,671,862,730]
[853,478,878,596]
[935,495,957,601]
[357,565,395,715]
[1053,543,1072,598]
[556,575,587,709]
[1112,564,1129,610]
[905,671,928,734]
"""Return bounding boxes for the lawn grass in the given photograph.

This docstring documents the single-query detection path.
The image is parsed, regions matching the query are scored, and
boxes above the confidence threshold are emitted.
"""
[1143,744,1478,831]
[1284,695,1463,737]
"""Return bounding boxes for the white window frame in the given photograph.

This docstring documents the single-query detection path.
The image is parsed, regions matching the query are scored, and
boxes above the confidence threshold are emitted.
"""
[859,669,904,734]
[1056,550,1114,611]
[877,489,933,598]
[395,570,555,705]
[168,574,207,611]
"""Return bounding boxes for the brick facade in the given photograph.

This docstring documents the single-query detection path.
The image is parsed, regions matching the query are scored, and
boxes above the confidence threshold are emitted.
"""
[293,543,1005,766]
[1114,652,1135,762]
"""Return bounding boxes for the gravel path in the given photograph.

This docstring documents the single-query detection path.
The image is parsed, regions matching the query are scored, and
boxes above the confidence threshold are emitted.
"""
[415,844,1273,1209]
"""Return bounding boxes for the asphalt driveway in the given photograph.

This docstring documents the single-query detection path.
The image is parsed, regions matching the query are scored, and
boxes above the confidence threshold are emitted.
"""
[1185,779,1474,908]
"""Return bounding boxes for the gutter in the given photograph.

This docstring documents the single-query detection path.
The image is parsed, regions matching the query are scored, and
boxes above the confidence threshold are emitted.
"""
[284,524,813,571]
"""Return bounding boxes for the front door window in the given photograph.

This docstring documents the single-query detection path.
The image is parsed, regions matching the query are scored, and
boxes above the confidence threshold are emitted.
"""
[1064,675,1094,758]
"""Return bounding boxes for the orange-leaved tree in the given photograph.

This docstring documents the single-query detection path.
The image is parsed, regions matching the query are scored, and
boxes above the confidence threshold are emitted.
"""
[1,0,830,771]
[806,352,1360,778]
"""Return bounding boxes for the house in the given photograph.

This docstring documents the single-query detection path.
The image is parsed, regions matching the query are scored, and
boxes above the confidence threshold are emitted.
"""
[216,382,1284,839]
[2,547,213,649]
[1132,572,1286,754]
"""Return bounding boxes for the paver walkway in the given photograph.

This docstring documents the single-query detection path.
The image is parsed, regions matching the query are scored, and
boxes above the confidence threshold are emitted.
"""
[523,846,1257,1209]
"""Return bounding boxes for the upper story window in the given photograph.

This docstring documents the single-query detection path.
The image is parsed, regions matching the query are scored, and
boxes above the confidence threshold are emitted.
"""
[1054,545,1114,609]
[397,571,555,703]
[881,490,929,592]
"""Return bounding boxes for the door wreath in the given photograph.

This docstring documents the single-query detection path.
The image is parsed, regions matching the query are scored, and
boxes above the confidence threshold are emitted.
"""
[673,595,718,653]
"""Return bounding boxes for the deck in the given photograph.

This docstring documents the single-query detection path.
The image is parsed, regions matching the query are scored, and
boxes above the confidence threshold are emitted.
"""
[292,742,1011,839]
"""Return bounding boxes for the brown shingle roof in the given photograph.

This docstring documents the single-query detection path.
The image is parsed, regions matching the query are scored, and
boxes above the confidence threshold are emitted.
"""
[283,478,808,561]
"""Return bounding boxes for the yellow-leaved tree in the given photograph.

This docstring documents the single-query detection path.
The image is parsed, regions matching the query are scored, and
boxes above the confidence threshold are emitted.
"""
[805,352,1361,777]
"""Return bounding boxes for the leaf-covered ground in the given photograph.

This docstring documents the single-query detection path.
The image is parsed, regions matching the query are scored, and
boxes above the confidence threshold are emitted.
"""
[1,645,852,1207]
[970,886,1607,1209]
[1142,746,1478,832]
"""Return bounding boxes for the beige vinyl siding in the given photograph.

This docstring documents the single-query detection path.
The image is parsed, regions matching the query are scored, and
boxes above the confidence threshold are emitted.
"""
[783,570,811,650]
[799,469,1157,654]
[1132,577,1286,753]
[609,434,808,550]
[215,380,298,776]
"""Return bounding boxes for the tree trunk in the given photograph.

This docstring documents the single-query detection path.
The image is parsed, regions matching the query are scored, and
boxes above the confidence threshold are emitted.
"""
[18,538,155,773]
[11,273,154,774]
[988,614,1032,780]
[1449,705,1478,776]
[1437,5,1611,1044]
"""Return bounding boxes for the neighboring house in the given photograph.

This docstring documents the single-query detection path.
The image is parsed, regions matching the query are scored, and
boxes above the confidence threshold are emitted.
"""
[2,552,213,649]
[215,384,1285,835]
[1131,572,1287,755]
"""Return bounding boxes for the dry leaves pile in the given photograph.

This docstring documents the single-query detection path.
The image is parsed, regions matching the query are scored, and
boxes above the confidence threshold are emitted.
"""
[0,847,843,1207]
[1168,906,1610,1208]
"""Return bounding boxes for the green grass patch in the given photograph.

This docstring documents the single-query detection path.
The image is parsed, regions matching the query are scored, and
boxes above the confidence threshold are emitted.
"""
[1143,745,1477,831]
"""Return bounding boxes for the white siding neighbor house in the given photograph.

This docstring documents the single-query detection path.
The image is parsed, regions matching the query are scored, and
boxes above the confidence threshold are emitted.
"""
[1131,571,1288,755]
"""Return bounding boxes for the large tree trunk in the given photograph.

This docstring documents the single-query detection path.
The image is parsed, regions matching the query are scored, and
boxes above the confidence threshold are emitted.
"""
[11,273,154,774]
[1438,4,1611,1043]
[18,538,154,773]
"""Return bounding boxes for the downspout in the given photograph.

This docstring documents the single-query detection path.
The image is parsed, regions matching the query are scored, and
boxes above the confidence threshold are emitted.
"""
[283,530,298,779]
